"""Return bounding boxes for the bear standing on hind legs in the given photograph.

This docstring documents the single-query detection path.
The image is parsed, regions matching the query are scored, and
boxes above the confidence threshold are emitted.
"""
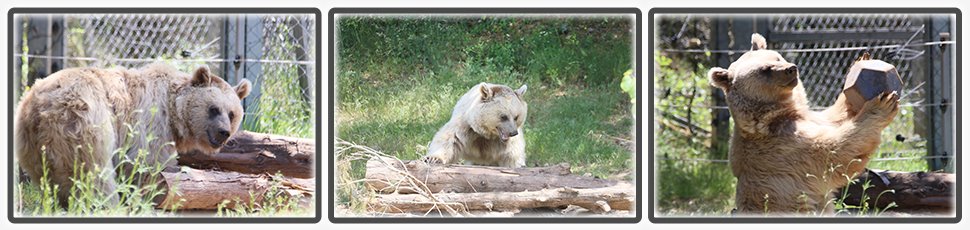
[423,82,528,168]
[15,63,251,206]
[708,34,898,215]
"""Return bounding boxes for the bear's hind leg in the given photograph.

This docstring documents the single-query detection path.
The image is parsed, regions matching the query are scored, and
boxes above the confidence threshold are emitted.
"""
[58,90,121,207]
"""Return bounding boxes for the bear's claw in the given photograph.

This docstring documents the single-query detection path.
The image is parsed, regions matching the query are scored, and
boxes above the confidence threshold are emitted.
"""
[858,91,899,124]
[422,156,444,165]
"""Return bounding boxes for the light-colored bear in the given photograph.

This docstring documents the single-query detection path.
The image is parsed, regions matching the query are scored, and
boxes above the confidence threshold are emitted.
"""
[15,63,251,205]
[708,34,898,215]
[422,82,528,168]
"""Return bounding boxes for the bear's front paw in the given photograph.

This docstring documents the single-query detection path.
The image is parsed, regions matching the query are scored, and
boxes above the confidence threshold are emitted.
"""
[422,155,445,165]
[857,91,899,125]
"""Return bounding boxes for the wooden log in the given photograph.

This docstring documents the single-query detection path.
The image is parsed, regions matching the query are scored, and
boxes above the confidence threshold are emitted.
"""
[158,167,313,210]
[369,183,635,214]
[839,169,955,214]
[177,131,314,178]
[364,156,617,194]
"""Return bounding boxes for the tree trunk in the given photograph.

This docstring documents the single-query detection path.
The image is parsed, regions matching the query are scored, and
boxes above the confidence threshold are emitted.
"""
[839,169,955,214]
[370,183,635,214]
[177,131,314,178]
[364,156,618,194]
[158,167,313,210]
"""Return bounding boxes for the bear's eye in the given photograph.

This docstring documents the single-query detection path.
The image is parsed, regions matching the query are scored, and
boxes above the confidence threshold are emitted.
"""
[500,115,509,121]
[515,115,520,121]
[208,106,220,117]
[229,111,236,120]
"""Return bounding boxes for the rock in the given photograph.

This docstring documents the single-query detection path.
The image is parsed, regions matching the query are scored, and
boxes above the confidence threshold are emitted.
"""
[842,59,903,112]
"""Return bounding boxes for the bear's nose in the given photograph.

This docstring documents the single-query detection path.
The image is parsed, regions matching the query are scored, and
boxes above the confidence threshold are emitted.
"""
[509,130,518,137]
[216,129,231,143]
[785,65,798,75]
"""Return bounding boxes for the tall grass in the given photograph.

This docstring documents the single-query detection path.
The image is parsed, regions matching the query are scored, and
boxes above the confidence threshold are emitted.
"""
[215,172,312,217]
[242,63,314,139]
[15,109,176,217]
[14,107,309,217]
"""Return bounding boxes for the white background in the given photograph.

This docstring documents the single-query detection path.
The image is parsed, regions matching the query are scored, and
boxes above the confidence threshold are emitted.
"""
[0,0,966,229]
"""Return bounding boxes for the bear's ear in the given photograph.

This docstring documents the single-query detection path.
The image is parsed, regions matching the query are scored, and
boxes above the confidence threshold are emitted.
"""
[751,33,767,51]
[191,66,212,87]
[479,83,493,101]
[235,79,252,99]
[708,67,732,89]
[515,84,527,97]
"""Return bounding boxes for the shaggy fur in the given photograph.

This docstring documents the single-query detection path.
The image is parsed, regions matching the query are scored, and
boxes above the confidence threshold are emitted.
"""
[423,82,528,168]
[708,34,898,215]
[15,63,251,205]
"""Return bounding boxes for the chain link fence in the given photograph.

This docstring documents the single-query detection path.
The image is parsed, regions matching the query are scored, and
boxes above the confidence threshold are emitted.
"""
[655,14,955,172]
[14,14,316,137]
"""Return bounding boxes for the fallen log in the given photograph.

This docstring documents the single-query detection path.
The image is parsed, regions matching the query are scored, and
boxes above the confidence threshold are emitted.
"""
[364,156,617,194]
[178,131,314,178]
[370,183,635,214]
[838,169,955,214]
[158,167,313,210]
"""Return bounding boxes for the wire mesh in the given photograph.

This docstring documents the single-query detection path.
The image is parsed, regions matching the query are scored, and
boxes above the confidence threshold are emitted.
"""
[776,39,923,108]
[15,14,316,137]
[772,14,918,32]
[70,14,223,70]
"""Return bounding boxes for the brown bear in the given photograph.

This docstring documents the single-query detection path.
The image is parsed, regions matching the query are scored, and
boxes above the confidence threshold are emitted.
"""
[422,82,528,168]
[15,63,251,205]
[707,34,898,215]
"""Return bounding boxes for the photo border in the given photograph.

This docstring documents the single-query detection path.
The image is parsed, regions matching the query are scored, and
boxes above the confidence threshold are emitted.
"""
[6,7,323,224]
[328,7,642,224]
[647,8,962,224]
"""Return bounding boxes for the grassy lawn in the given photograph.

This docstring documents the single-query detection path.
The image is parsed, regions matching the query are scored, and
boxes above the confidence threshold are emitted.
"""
[334,16,636,211]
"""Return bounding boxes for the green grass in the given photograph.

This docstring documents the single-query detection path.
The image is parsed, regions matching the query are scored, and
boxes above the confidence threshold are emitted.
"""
[13,108,310,217]
[241,63,314,139]
[656,130,736,216]
[14,108,176,217]
[335,16,635,211]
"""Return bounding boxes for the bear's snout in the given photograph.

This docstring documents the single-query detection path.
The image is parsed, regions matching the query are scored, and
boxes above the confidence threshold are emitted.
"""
[770,63,797,75]
[498,130,518,141]
[769,63,799,87]
[216,129,231,142]
[207,128,232,148]
[784,65,797,75]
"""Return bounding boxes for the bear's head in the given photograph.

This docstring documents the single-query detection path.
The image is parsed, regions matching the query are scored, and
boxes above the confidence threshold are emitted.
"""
[708,33,802,105]
[466,83,528,142]
[175,66,251,154]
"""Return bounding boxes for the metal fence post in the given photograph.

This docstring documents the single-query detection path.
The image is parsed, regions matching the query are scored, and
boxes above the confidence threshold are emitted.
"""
[224,15,264,84]
[710,18,731,159]
[22,15,65,87]
[927,15,954,172]
[224,15,245,84]
[291,18,313,108]
[14,15,25,100]
[242,15,264,127]
[225,15,264,128]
